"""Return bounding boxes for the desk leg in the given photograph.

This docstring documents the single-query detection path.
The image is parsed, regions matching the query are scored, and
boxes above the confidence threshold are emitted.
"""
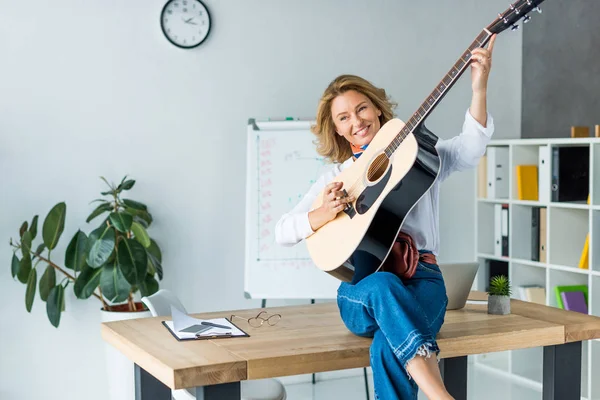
[439,356,467,400]
[543,341,582,400]
[134,364,171,400]
[195,382,241,399]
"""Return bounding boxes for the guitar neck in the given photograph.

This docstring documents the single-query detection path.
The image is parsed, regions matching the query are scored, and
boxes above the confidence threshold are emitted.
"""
[385,29,492,156]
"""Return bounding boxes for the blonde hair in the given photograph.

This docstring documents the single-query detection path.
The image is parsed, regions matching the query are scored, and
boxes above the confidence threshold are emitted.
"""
[311,74,397,163]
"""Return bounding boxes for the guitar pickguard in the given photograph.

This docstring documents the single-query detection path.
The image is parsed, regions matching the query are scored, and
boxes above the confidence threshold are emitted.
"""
[351,166,393,216]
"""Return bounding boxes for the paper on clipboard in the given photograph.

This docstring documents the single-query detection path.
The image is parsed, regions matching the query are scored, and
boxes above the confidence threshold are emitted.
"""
[169,305,247,338]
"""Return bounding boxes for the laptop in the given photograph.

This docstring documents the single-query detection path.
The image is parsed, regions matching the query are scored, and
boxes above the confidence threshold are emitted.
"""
[438,262,480,310]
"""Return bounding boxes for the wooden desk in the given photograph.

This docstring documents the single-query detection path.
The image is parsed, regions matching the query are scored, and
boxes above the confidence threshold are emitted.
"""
[101,292,600,400]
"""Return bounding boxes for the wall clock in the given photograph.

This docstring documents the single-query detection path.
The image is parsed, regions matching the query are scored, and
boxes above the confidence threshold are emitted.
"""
[160,0,211,49]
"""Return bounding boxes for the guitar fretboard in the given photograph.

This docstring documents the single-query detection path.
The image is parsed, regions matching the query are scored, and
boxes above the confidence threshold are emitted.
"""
[385,30,491,157]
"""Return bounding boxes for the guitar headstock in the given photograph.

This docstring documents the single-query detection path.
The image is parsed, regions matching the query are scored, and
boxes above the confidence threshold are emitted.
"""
[487,0,547,34]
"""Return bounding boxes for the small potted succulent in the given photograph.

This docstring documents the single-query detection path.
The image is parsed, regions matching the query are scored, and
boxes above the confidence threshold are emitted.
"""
[488,275,511,315]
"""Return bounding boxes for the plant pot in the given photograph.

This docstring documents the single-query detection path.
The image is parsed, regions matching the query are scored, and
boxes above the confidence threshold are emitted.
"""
[488,295,511,315]
[101,302,152,400]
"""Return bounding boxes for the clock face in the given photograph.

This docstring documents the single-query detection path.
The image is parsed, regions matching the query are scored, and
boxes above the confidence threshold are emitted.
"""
[161,0,211,49]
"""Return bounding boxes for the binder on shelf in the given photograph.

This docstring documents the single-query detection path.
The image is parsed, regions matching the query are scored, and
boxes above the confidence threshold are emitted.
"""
[501,204,509,257]
[538,146,550,203]
[486,147,509,199]
[493,203,509,257]
[494,204,502,256]
[539,207,547,263]
[516,165,538,201]
[551,146,590,202]
[531,207,540,262]
[478,155,487,198]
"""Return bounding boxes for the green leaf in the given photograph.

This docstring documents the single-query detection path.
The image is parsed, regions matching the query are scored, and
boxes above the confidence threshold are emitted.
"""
[86,226,115,268]
[25,268,37,312]
[39,265,56,301]
[131,222,151,248]
[146,251,163,281]
[100,263,131,303]
[122,199,147,211]
[11,253,20,279]
[21,231,32,257]
[33,243,46,260]
[147,239,162,263]
[147,239,162,280]
[125,207,153,228]
[18,253,32,284]
[74,264,102,299]
[138,274,159,297]
[121,180,135,191]
[109,212,133,233]
[19,221,28,238]
[47,285,65,328]
[86,202,112,223]
[118,239,148,285]
[42,202,67,250]
[29,215,39,240]
[65,230,88,272]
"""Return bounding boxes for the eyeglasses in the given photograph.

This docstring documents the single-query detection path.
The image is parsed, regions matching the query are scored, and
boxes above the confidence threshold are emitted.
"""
[229,310,282,328]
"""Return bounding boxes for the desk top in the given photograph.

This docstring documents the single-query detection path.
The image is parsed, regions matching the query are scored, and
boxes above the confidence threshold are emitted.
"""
[100,292,600,390]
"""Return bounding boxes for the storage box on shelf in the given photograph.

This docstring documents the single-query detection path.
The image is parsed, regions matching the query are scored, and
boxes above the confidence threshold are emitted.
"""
[474,138,600,398]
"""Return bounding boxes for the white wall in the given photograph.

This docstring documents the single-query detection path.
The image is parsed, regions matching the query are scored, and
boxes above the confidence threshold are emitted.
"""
[0,1,521,399]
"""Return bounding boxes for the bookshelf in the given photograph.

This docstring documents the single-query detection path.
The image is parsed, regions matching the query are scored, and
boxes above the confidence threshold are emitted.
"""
[473,137,600,399]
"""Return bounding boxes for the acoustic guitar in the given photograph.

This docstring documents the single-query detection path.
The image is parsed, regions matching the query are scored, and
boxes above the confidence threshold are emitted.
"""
[305,0,547,282]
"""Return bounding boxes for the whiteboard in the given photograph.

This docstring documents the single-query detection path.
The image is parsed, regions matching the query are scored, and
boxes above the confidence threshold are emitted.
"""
[244,119,342,299]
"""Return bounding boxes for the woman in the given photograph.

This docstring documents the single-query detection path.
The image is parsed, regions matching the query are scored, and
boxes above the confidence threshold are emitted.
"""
[275,35,497,399]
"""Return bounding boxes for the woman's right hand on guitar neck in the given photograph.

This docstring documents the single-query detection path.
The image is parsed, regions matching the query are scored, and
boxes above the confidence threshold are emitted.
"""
[308,182,355,231]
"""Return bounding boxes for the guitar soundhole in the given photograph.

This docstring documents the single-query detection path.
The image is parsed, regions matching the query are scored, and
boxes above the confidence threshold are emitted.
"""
[367,154,390,183]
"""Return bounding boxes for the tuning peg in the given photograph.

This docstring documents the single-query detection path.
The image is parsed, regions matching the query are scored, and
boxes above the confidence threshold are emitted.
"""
[511,24,520,31]
[523,14,531,23]
[535,6,542,13]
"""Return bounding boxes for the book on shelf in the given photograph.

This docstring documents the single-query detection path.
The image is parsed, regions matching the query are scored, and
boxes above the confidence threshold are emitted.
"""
[578,233,590,270]
[517,285,546,305]
[516,165,538,201]
[555,285,588,312]
[560,291,588,314]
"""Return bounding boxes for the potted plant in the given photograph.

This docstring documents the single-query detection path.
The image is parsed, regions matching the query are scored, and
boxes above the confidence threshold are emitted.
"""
[487,275,511,315]
[9,175,163,327]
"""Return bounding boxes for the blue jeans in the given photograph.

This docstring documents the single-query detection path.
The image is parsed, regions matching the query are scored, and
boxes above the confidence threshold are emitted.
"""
[336,252,448,400]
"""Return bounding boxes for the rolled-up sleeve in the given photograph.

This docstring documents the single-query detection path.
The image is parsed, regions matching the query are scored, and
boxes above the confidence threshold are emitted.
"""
[435,108,494,182]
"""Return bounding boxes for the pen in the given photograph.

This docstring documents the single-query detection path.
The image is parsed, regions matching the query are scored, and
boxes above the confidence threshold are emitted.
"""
[201,321,231,330]
[198,332,232,338]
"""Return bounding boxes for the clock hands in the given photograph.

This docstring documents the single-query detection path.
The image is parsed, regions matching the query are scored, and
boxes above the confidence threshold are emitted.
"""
[182,16,198,25]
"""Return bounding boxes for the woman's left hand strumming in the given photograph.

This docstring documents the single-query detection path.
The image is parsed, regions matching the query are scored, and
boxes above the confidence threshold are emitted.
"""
[470,33,496,94]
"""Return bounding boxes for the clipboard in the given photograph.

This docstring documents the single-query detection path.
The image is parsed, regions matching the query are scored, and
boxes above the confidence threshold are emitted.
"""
[161,320,250,341]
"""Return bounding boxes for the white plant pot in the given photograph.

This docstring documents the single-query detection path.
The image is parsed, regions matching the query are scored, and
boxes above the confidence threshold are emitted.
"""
[488,295,511,315]
[101,304,152,400]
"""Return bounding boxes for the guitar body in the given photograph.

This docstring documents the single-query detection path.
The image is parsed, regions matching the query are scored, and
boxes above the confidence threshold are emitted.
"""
[305,119,441,282]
